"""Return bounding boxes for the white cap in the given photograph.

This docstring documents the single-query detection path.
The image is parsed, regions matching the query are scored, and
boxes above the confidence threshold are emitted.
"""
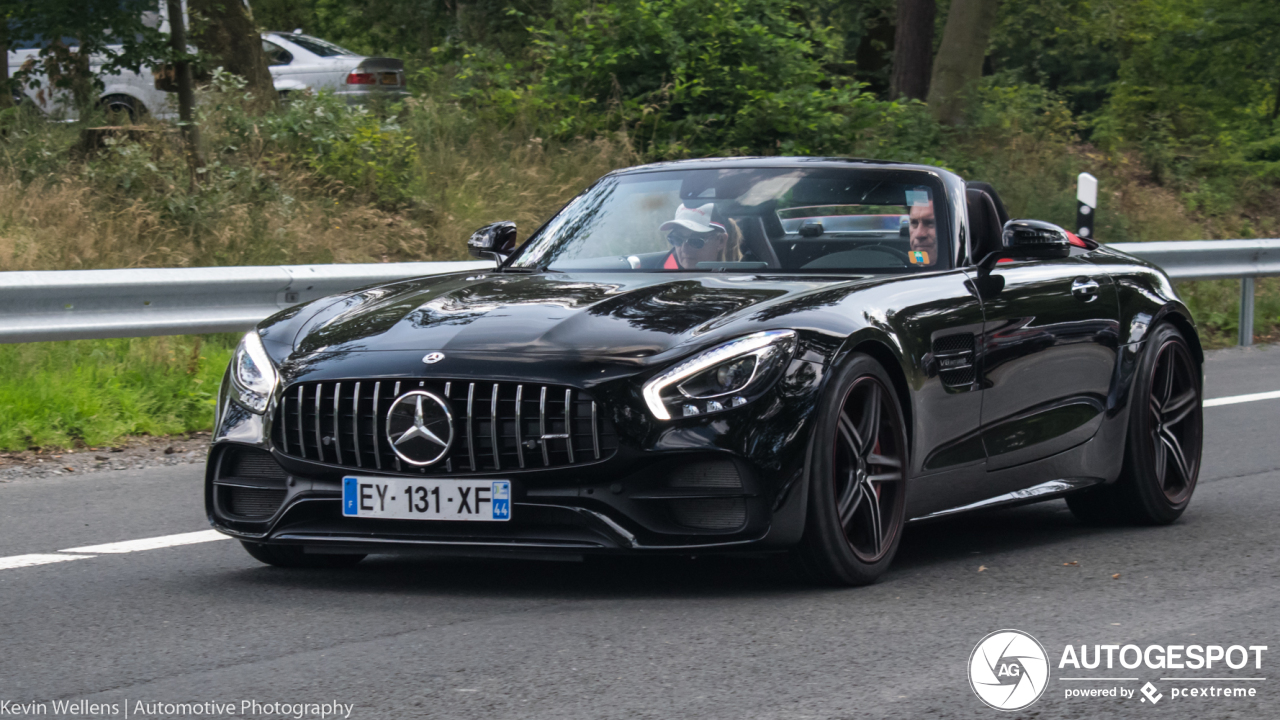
[660,202,724,233]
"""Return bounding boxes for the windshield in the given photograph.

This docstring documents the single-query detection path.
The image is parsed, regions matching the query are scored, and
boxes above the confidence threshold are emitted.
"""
[507,167,951,274]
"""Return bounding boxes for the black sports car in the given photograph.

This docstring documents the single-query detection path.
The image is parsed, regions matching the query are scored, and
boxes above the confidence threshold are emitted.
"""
[206,158,1204,585]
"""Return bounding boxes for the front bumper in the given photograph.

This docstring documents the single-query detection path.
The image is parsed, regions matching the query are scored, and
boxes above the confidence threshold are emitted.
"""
[205,359,825,556]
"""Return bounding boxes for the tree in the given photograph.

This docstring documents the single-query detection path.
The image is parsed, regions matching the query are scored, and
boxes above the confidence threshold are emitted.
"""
[0,18,11,110]
[166,0,202,176]
[188,0,275,110]
[890,0,935,101]
[926,0,998,124]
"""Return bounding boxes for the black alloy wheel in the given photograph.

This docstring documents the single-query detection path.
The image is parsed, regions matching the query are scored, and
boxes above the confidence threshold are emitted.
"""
[241,541,366,569]
[1067,322,1202,525]
[1144,334,1201,506]
[795,354,909,585]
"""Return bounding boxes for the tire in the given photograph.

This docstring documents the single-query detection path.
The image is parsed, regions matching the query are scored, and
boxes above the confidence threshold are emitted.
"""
[1067,322,1202,525]
[240,541,366,569]
[793,354,909,586]
[99,94,142,123]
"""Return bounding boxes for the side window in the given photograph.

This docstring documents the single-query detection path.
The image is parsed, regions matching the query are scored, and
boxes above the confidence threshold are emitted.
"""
[262,41,293,67]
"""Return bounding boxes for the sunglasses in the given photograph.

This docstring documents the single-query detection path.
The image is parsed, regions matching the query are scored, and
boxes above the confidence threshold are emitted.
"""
[667,232,710,249]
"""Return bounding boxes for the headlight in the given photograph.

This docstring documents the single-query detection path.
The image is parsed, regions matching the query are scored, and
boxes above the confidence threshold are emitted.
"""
[229,331,279,414]
[643,330,797,420]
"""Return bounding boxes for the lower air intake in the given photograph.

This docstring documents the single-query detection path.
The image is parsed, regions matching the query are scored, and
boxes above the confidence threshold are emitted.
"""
[666,460,742,489]
[670,498,747,531]
[227,488,287,519]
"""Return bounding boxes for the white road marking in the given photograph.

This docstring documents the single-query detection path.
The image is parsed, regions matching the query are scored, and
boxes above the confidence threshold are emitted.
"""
[0,553,95,570]
[60,530,228,554]
[1204,390,1280,408]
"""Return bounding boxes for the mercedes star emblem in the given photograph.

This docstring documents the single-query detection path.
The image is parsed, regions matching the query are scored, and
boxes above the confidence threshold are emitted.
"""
[423,352,445,364]
[385,390,454,466]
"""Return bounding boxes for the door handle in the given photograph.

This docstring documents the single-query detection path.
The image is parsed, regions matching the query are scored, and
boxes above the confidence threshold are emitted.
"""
[1072,277,1100,302]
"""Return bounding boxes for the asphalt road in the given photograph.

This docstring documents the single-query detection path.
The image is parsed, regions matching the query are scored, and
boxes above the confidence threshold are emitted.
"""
[2,344,1279,720]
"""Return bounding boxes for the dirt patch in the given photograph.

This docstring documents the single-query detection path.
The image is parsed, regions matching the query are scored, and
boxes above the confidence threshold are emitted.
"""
[0,432,210,481]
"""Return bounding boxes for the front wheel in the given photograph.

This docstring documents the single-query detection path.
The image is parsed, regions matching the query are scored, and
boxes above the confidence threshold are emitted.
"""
[1067,322,1202,525]
[241,541,366,569]
[793,354,909,586]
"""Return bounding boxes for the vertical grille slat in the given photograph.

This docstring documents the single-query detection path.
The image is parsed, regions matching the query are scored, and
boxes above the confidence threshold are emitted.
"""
[539,386,550,467]
[591,401,600,460]
[490,383,501,472]
[371,381,383,470]
[296,385,305,459]
[313,384,323,463]
[515,384,526,469]
[333,381,344,466]
[564,388,575,464]
[352,382,363,468]
[276,379,616,474]
[466,382,477,472]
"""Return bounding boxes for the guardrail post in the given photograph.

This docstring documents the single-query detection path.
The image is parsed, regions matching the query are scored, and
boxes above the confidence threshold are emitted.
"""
[1076,172,1098,239]
[1239,277,1255,347]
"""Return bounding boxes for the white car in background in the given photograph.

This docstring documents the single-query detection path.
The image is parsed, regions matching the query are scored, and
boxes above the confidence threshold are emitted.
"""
[6,30,406,120]
[261,31,407,105]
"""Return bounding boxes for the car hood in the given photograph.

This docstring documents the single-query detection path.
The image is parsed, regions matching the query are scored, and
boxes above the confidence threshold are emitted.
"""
[284,271,860,361]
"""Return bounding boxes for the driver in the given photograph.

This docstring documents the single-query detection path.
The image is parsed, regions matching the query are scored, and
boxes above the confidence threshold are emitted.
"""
[660,202,729,269]
[907,197,938,267]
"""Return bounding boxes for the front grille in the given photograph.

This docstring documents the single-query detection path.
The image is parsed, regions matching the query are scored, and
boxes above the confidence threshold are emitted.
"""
[932,333,976,387]
[272,379,618,474]
[228,487,287,519]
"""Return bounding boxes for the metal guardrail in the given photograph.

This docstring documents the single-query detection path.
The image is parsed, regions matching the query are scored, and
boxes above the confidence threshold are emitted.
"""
[0,261,490,344]
[0,240,1275,346]
[1109,240,1280,346]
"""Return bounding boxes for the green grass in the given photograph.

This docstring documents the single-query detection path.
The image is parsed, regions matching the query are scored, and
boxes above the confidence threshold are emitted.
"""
[1178,278,1280,348]
[0,335,236,451]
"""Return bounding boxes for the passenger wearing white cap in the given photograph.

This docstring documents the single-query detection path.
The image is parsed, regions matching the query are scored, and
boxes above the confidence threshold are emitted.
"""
[659,202,728,269]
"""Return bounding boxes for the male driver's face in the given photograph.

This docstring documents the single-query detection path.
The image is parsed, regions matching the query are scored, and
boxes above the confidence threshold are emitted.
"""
[909,202,937,265]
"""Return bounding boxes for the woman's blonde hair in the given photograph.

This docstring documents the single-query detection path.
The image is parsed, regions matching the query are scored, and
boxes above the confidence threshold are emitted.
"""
[721,218,744,262]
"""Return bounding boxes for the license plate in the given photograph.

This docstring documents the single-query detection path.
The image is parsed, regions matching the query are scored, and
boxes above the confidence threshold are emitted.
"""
[380,72,399,85]
[343,477,511,521]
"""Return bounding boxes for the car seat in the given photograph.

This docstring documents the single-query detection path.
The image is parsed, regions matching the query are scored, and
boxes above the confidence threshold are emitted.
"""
[964,182,1010,265]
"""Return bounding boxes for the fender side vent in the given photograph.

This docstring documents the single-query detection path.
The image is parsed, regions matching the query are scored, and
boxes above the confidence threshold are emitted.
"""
[932,334,976,387]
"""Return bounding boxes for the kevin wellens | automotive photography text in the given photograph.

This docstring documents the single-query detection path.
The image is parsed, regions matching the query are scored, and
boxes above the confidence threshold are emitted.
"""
[0,700,354,719]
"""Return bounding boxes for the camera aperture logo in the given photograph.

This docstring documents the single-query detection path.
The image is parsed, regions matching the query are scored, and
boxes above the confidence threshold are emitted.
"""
[969,629,1050,711]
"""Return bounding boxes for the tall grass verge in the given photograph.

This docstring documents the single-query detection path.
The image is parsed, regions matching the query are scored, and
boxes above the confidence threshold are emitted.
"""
[0,335,235,451]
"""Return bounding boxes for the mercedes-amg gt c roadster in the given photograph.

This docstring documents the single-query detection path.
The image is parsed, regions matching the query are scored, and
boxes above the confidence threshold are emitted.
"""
[206,158,1203,585]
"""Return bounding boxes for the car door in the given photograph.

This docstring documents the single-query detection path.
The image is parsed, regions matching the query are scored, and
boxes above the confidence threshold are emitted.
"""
[881,268,989,519]
[977,256,1121,471]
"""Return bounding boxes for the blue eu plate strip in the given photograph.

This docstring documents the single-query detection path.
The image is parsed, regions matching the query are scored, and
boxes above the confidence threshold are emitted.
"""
[492,481,510,520]
[343,477,358,516]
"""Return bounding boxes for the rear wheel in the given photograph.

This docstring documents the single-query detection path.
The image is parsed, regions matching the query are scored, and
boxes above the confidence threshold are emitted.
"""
[99,94,142,123]
[794,355,908,586]
[241,541,366,569]
[1067,323,1202,525]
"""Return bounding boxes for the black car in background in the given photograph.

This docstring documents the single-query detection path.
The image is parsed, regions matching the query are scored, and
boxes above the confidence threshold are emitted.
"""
[206,158,1204,585]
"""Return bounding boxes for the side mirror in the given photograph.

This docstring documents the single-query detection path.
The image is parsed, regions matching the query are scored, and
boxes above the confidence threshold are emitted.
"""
[467,221,518,264]
[980,219,1071,271]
